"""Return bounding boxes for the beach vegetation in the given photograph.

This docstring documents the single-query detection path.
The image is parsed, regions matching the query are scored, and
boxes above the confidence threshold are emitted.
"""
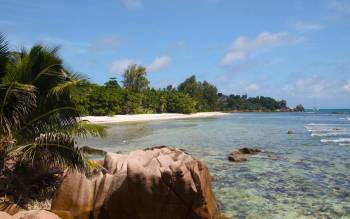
[72,71,288,115]
[0,34,105,174]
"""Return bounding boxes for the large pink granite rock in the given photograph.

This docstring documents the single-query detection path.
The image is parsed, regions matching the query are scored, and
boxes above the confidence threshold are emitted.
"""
[51,146,223,219]
[0,210,60,219]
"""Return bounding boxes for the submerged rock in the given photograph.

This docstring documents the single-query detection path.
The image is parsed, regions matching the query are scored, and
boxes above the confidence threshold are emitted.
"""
[228,147,261,162]
[267,154,280,160]
[238,147,261,154]
[228,151,248,162]
[51,146,225,219]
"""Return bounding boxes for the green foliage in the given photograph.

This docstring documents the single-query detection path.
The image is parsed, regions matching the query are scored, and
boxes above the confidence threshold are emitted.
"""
[73,81,199,115]
[0,35,106,173]
[122,64,149,92]
[218,94,287,111]
[0,33,9,79]
[12,133,87,172]
[142,88,166,113]
[165,92,196,114]
[104,78,120,89]
[120,89,143,114]
[73,73,288,115]
[0,83,36,136]
[178,75,218,111]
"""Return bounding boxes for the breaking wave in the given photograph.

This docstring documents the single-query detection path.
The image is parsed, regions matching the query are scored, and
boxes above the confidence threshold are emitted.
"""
[320,138,350,143]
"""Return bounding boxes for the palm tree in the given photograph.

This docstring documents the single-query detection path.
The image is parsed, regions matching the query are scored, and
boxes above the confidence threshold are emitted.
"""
[0,33,105,173]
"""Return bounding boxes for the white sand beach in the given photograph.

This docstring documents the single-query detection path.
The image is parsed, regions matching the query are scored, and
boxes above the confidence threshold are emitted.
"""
[81,112,229,124]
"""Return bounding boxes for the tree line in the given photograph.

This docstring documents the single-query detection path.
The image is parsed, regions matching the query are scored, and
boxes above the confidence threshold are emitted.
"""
[73,65,290,115]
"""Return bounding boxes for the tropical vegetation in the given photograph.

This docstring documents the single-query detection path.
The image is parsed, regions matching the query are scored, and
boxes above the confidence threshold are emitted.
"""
[0,32,292,175]
[0,34,105,176]
[73,69,289,116]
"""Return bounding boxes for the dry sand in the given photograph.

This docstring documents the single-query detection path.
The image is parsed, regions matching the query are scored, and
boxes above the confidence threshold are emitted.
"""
[81,112,229,124]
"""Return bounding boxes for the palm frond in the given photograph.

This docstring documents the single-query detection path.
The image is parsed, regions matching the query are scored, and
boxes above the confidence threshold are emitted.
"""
[11,133,88,172]
[15,106,79,141]
[0,33,9,79]
[0,82,36,135]
[47,72,87,99]
[68,121,108,138]
[2,44,64,88]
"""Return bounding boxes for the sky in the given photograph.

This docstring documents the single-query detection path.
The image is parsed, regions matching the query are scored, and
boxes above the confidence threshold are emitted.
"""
[1,0,350,108]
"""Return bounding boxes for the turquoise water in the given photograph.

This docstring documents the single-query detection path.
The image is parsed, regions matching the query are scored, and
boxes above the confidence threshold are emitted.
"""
[79,112,350,218]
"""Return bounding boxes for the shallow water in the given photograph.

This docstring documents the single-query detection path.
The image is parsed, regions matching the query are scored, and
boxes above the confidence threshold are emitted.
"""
[79,112,350,218]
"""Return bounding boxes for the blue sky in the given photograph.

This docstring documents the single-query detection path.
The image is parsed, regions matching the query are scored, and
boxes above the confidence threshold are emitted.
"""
[1,0,350,108]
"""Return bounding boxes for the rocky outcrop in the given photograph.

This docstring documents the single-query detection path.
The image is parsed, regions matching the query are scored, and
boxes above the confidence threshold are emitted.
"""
[293,104,305,112]
[0,210,60,219]
[51,146,223,219]
[228,147,261,162]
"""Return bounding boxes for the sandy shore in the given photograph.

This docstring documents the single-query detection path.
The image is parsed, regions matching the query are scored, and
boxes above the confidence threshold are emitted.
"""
[81,112,229,124]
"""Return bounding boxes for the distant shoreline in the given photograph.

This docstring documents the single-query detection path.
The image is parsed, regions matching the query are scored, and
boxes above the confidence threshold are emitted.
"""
[81,112,229,124]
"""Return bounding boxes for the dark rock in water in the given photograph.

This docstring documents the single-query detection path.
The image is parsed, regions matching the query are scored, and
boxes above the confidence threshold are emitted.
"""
[228,147,261,162]
[228,151,248,162]
[293,104,305,112]
[238,147,261,154]
[51,146,225,219]
[267,154,280,160]
[287,129,294,134]
[80,146,106,156]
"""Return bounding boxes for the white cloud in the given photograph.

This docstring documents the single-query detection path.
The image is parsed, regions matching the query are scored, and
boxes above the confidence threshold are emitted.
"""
[328,0,350,13]
[246,83,260,91]
[343,82,350,92]
[221,51,246,65]
[122,0,142,9]
[221,32,303,65]
[110,55,172,74]
[217,74,350,108]
[89,36,123,53]
[40,36,88,54]
[148,56,172,72]
[281,76,350,98]
[110,59,137,74]
[277,76,350,107]
[294,21,324,32]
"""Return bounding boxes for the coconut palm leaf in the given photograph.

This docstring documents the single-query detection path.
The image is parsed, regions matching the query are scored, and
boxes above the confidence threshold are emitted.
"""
[47,72,87,99]
[12,133,87,172]
[0,82,36,136]
[0,33,9,79]
[68,121,108,138]
[1,40,106,173]
[14,106,79,142]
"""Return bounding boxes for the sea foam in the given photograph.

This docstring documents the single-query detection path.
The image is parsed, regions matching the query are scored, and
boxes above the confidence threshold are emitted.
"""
[320,138,350,143]
[311,132,347,137]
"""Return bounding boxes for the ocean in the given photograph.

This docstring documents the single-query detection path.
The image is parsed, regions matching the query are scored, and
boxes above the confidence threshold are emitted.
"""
[79,110,350,218]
